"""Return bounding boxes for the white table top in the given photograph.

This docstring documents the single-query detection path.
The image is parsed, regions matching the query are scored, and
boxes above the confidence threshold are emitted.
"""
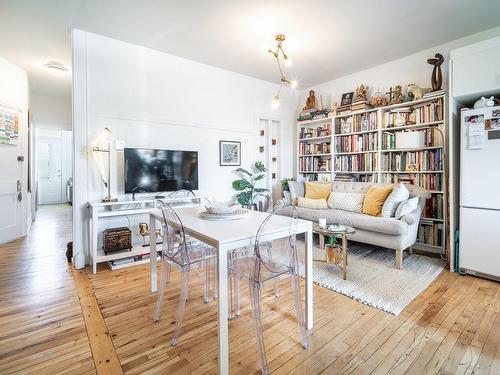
[151,206,311,248]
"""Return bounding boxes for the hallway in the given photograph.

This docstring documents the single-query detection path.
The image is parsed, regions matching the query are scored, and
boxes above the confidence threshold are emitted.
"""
[0,205,95,374]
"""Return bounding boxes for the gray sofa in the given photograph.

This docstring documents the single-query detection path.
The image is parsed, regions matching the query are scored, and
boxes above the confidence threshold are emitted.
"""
[277,181,431,269]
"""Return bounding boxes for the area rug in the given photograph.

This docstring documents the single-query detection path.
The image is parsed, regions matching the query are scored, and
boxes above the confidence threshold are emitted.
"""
[290,240,445,315]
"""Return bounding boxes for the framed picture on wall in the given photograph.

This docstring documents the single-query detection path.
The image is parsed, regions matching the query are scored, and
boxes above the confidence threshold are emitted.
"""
[219,140,241,166]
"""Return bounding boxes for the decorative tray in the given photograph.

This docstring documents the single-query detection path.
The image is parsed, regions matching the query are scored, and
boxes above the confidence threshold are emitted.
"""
[199,209,250,221]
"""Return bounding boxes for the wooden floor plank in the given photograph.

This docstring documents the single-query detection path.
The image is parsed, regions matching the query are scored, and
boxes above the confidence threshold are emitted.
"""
[1,204,499,375]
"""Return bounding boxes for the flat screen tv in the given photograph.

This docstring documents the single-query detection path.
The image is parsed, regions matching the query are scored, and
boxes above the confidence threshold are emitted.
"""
[124,148,198,194]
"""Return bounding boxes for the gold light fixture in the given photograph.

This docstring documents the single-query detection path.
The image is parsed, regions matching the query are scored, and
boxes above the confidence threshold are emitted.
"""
[268,34,297,108]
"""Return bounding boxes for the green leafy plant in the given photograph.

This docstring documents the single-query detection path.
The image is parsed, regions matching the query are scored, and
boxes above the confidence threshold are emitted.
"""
[280,177,296,192]
[232,161,269,207]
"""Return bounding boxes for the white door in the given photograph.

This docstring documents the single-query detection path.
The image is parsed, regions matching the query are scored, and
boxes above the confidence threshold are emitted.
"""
[0,116,22,244]
[38,137,63,204]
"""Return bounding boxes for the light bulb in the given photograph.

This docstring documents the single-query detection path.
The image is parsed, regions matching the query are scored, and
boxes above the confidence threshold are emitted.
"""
[271,96,280,108]
[284,58,292,67]
[290,80,298,89]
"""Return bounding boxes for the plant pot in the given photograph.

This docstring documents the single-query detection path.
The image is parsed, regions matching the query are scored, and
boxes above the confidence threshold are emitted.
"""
[325,243,342,265]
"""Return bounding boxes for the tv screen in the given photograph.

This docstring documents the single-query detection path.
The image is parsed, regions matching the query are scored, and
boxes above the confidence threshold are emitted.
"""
[124,148,198,194]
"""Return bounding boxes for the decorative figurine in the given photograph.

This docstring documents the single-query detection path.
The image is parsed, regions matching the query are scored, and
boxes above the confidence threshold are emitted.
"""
[427,53,444,91]
[370,91,388,107]
[387,85,404,104]
[355,84,368,102]
[303,90,317,110]
[474,96,495,109]
[407,83,432,100]
[405,91,415,102]
[139,222,162,246]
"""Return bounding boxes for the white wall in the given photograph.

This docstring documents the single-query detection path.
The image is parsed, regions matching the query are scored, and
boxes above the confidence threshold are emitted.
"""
[0,57,31,236]
[300,26,500,110]
[72,30,298,264]
[31,94,71,130]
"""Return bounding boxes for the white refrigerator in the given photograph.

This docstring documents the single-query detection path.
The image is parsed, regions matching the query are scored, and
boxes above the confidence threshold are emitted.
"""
[459,106,500,280]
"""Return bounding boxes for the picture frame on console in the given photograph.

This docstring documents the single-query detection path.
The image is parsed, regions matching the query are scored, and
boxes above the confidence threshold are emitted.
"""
[219,140,241,166]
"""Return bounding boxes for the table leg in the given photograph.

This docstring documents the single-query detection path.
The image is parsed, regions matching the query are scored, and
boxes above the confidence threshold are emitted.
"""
[150,214,158,293]
[217,244,229,375]
[319,234,324,250]
[342,234,347,280]
[305,228,313,330]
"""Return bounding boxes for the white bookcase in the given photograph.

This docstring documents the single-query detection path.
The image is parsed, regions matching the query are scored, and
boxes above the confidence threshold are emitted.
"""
[296,93,448,255]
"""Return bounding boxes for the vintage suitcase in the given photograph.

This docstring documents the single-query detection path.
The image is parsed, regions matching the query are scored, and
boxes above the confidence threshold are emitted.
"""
[103,227,132,254]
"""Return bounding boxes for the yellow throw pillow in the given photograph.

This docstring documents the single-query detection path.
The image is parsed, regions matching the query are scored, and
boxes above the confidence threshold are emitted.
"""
[363,185,394,216]
[297,197,328,209]
[304,182,332,200]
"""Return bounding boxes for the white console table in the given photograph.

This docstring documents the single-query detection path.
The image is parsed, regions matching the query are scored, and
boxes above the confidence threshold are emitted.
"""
[88,197,201,273]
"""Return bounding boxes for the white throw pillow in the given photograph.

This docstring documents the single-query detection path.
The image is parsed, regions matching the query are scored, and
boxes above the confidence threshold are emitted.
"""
[327,192,365,213]
[381,183,410,217]
[395,197,419,219]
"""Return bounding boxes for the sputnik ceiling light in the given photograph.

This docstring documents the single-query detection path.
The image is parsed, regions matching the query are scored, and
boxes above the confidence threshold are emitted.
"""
[268,34,297,108]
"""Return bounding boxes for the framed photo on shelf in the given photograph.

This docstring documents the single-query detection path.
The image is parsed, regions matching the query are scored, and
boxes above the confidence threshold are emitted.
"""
[317,173,331,182]
[340,92,354,106]
[219,140,241,166]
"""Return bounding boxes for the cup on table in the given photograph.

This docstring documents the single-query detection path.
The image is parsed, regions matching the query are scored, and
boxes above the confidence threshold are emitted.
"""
[318,218,327,228]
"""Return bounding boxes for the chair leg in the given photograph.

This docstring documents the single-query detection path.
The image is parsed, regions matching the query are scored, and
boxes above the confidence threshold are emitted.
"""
[203,251,210,303]
[171,265,190,346]
[266,243,280,299]
[395,249,402,270]
[291,273,308,349]
[249,281,269,375]
[153,256,170,322]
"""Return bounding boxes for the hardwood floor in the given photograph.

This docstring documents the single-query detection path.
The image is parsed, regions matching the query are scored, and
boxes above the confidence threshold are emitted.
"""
[0,205,499,374]
[0,204,95,375]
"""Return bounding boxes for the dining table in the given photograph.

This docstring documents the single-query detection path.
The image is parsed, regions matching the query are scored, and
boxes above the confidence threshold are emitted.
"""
[149,205,313,375]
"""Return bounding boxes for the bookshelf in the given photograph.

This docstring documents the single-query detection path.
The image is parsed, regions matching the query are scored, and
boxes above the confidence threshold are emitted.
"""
[296,93,448,254]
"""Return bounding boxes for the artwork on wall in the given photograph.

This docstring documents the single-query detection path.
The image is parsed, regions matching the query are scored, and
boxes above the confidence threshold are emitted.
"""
[0,105,20,145]
[219,140,241,166]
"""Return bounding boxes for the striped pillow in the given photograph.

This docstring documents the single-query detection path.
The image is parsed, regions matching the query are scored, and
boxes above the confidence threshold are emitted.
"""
[327,192,365,213]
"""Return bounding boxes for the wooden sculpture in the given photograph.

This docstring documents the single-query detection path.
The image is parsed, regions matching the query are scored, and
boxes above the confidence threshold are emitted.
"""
[427,53,444,91]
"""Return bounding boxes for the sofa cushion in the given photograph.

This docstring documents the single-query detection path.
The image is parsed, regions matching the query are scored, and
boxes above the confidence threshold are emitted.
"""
[305,181,331,199]
[395,197,419,219]
[297,197,328,209]
[293,207,408,235]
[288,181,304,205]
[327,192,364,213]
[381,183,410,217]
[363,185,393,216]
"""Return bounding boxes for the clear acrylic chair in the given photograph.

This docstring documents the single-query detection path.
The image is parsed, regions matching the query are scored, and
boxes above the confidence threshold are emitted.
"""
[153,200,216,346]
[228,205,308,375]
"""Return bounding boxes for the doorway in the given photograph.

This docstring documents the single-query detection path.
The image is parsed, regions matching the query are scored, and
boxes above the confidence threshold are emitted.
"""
[36,128,72,205]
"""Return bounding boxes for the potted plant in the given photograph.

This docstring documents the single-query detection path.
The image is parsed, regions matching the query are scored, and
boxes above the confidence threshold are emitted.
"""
[325,236,342,264]
[280,177,296,192]
[232,161,269,209]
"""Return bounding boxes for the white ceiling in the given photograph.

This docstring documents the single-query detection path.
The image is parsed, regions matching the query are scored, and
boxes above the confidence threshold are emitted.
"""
[1,0,500,99]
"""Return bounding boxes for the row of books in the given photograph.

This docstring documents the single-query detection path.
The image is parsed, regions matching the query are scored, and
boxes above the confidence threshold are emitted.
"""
[299,157,331,172]
[299,142,331,155]
[333,173,375,183]
[334,133,378,153]
[335,112,377,134]
[334,153,377,172]
[417,220,444,247]
[384,98,443,126]
[299,123,332,139]
[381,173,443,191]
[423,194,444,220]
[380,149,443,171]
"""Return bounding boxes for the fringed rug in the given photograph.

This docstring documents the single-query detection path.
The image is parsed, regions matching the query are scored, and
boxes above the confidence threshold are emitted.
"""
[292,240,445,315]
